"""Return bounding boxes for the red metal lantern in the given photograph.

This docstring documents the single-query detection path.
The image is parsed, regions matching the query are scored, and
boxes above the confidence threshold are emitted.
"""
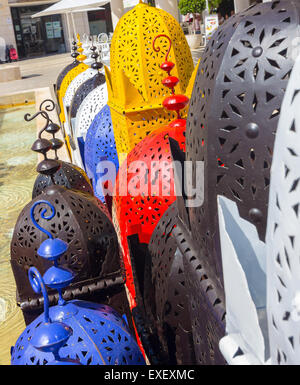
[113,34,189,306]
[113,122,186,303]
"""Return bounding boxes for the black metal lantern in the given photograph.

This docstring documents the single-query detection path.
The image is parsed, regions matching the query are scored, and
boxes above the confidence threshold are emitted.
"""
[147,203,196,365]
[32,161,93,199]
[10,184,123,320]
[186,0,300,277]
[169,0,300,365]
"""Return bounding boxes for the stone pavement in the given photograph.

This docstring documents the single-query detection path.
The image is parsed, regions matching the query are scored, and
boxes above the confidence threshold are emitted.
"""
[0,53,71,98]
[0,45,204,99]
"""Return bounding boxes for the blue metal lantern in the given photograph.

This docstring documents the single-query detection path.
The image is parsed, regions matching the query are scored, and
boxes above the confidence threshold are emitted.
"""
[85,105,119,202]
[11,200,146,366]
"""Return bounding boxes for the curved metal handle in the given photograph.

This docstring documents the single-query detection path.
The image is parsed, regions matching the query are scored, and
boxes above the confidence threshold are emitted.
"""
[28,267,50,323]
[39,99,56,113]
[30,200,56,240]
[25,110,51,139]
[153,34,172,62]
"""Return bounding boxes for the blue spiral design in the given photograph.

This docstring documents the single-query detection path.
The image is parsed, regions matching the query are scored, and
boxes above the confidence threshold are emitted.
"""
[30,200,56,240]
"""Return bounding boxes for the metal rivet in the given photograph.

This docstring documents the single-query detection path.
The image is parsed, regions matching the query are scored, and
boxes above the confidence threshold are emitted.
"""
[246,122,259,139]
[249,208,263,223]
[252,46,263,57]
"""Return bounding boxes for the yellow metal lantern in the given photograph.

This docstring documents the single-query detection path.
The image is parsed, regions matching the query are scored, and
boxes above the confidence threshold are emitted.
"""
[58,34,88,125]
[105,0,196,162]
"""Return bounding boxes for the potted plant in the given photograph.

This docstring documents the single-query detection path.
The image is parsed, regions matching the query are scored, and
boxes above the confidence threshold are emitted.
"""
[179,0,221,49]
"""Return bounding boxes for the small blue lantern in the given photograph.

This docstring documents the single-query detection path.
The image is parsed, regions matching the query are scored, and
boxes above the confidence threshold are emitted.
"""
[85,105,119,202]
[11,200,145,366]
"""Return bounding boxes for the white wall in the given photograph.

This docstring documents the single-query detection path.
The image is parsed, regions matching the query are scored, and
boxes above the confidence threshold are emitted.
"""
[234,0,251,13]
[110,0,124,30]
[155,0,179,21]
[234,0,272,14]
[109,0,180,29]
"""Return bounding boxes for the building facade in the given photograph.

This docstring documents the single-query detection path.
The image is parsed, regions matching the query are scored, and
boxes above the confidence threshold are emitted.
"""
[0,0,270,61]
[0,0,113,59]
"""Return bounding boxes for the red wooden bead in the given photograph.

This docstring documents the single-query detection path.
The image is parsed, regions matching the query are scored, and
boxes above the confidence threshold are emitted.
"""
[162,76,179,89]
[161,61,175,73]
[163,94,190,111]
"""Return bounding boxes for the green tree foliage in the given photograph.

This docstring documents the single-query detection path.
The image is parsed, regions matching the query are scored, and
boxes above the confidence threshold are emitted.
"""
[178,0,206,15]
[209,0,223,12]
[178,0,223,15]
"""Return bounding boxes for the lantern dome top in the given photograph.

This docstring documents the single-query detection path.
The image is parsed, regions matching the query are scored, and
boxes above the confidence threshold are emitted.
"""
[106,0,194,113]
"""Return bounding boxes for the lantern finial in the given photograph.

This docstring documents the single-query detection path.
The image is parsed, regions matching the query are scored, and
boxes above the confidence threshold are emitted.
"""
[153,34,189,124]
[25,100,62,181]
[24,207,79,366]
[30,200,75,306]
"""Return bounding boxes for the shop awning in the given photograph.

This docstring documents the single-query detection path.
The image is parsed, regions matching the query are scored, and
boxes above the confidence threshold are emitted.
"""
[31,0,110,18]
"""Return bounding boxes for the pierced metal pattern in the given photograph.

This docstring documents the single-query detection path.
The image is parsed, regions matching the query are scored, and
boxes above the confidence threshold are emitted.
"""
[70,72,106,120]
[10,185,121,308]
[74,83,108,141]
[56,61,78,92]
[112,204,136,310]
[32,161,94,199]
[266,52,300,365]
[148,203,195,364]
[176,0,300,366]
[185,0,300,281]
[107,1,194,159]
[11,301,145,365]
[63,68,97,108]
[85,105,119,202]
[113,124,186,306]
[173,220,227,365]
[114,123,186,244]
[58,63,89,124]
[110,2,193,108]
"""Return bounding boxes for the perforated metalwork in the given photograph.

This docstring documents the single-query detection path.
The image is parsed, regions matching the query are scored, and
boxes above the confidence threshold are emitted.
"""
[11,302,145,365]
[11,185,120,308]
[70,73,106,120]
[185,0,300,281]
[63,68,97,108]
[32,161,94,199]
[148,203,195,364]
[75,83,108,141]
[114,124,186,245]
[171,218,227,365]
[58,63,88,124]
[112,124,186,305]
[56,61,78,92]
[179,0,300,365]
[85,105,119,202]
[106,1,194,159]
[267,52,300,365]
